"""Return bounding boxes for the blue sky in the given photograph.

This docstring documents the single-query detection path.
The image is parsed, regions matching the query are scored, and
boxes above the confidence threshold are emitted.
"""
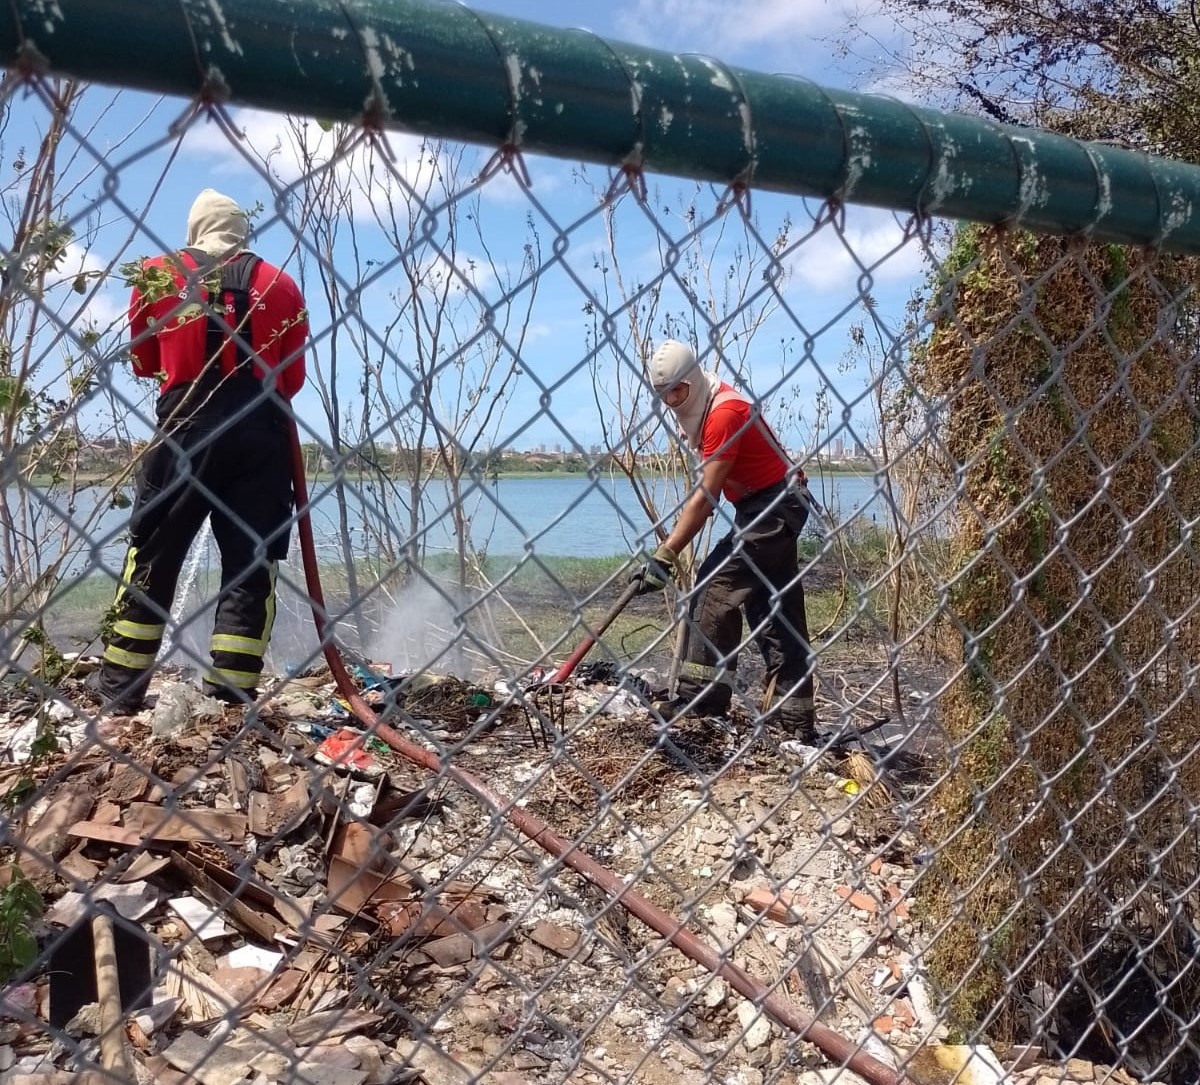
[7,0,930,459]
[491,0,911,84]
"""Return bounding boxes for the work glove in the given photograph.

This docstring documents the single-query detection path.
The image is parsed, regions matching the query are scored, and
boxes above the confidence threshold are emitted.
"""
[631,543,679,595]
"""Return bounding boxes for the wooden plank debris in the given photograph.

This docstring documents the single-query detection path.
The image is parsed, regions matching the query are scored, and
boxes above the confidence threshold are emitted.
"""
[69,806,248,847]
[286,1009,383,1046]
[124,803,248,843]
[168,850,282,945]
[19,780,95,881]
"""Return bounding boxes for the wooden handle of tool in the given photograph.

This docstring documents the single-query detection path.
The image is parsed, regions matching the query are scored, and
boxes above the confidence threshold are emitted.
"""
[91,912,132,1075]
[547,580,642,684]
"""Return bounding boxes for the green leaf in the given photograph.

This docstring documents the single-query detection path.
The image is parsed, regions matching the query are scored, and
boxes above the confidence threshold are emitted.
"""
[0,376,31,414]
[0,868,43,981]
[1,778,34,810]
[28,725,58,762]
[7,877,41,917]
[8,927,36,970]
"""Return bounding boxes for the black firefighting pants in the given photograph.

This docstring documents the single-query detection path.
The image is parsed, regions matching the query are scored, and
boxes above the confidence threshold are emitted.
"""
[676,484,815,722]
[97,411,293,705]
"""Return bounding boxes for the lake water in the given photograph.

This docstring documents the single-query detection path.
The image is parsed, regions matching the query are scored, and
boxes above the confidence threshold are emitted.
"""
[302,471,887,559]
[8,470,889,581]
[8,470,893,670]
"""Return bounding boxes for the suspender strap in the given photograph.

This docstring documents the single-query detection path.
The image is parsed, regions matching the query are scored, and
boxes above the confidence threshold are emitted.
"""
[708,387,808,485]
[181,247,262,378]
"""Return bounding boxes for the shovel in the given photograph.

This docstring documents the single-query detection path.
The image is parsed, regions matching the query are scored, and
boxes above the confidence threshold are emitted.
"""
[542,580,642,685]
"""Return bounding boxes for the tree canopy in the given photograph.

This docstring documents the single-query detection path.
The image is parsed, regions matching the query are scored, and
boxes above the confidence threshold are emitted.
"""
[875,0,1200,158]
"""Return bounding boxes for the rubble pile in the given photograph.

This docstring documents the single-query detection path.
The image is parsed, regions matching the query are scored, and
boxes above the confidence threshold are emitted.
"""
[0,662,1165,1085]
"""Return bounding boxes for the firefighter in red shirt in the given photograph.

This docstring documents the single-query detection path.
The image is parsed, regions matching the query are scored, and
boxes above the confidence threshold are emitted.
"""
[87,189,308,713]
[632,339,816,738]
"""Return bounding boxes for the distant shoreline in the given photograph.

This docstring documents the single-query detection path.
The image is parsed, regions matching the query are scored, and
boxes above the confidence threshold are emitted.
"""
[478,466,875,480]
[26,463,878,487]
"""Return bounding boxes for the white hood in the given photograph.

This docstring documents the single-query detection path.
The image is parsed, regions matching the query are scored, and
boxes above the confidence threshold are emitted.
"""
[648,339,721,448]
[186,188,249,258]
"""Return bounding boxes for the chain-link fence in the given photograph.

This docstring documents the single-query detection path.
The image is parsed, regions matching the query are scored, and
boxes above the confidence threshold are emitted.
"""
[0,3,1197,1085]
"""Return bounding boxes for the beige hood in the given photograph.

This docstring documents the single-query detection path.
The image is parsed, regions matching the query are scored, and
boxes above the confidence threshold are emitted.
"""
[186,188,249,258]
[648,339,721,448]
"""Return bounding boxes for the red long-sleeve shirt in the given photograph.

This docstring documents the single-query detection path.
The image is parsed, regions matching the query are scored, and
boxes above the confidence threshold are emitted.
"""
[128,252,307,399]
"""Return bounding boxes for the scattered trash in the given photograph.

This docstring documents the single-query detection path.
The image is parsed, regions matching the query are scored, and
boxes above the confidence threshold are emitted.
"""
[222,944,283,973]
[346,782,377,819]
[574,660,654,700]
[7,706,86,763]
[314,727,384,778]
[0,659,1104,1085]
[779,740,822,766]
[47,882,157,926]
[349,662,396,690]
[168,897,234,942]
[150,681,223,739]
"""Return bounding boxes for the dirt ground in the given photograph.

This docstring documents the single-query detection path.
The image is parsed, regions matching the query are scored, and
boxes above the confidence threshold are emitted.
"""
[0,644,1157,1085]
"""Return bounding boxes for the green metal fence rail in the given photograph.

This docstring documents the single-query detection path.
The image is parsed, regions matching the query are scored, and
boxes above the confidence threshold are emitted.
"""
[5,0,1200,251]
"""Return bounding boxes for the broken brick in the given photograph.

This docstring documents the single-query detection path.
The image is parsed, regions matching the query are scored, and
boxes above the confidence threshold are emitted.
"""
[835,886,879,913]
[742,884,803,924]
[529,920,581,956]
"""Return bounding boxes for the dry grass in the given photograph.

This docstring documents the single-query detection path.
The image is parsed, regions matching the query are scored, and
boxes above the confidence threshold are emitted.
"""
[912,228,1200,1064]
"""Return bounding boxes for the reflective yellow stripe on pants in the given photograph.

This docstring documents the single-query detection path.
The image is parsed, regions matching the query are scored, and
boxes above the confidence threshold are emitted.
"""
[680,661,736,689]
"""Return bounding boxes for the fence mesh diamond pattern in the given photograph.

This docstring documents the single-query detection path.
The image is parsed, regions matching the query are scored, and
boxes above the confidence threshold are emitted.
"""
[0,14,1197,1085]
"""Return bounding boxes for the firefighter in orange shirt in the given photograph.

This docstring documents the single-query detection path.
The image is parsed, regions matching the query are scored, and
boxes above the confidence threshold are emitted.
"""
[633,340,816,738]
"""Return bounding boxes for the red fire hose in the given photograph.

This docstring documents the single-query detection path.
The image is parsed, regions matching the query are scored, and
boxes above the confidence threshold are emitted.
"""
[288,424,908,1085]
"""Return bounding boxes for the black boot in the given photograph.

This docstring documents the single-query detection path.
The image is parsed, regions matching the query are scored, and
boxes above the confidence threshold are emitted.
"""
[82,667,149,715]
[762,698,817,743]
[202,680,257,706]
[650,689,731,723]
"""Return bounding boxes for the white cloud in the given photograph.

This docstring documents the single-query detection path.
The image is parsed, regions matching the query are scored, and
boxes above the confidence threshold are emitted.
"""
[170,108,555,320]
[523,321,553,344]
[178,108,453,224]
[39,240,128,342]
[476,152,568,206]
[614,0,902,75]
[787,206,928,299]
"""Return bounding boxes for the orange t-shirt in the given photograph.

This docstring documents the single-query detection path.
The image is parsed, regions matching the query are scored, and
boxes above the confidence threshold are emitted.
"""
[700,387,790,503]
